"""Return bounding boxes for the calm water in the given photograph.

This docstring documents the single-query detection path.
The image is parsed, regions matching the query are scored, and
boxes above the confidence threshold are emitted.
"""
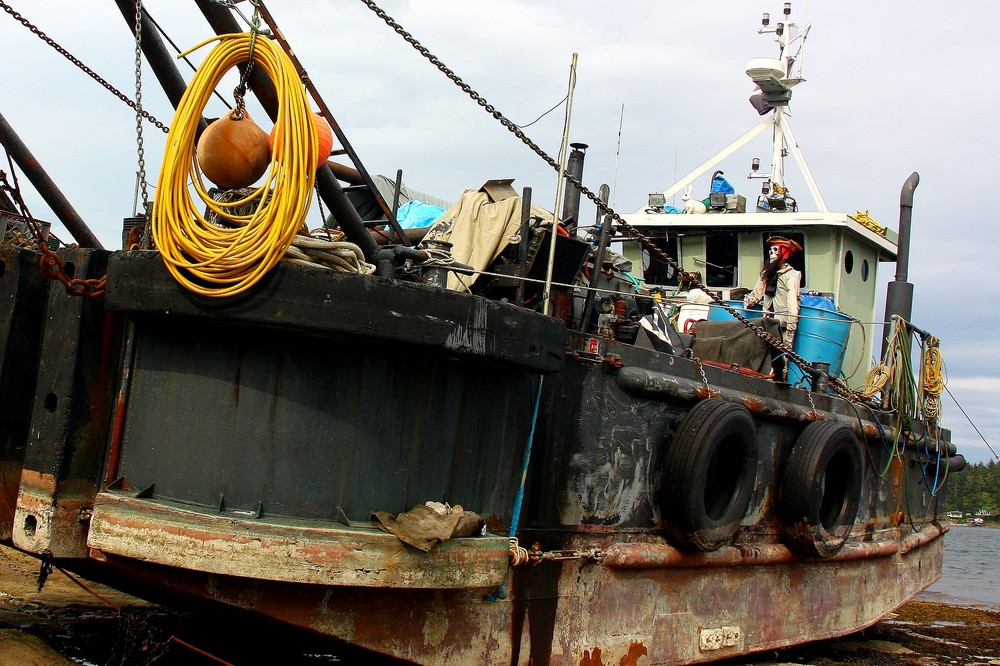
[917,525,1000,607]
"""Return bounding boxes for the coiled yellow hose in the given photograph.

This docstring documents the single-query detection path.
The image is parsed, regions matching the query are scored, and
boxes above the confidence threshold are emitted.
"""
[152,32,317,298]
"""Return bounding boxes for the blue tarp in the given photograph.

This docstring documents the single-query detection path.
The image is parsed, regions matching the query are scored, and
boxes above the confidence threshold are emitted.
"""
[711,173,735,194]
[396,200,445,229]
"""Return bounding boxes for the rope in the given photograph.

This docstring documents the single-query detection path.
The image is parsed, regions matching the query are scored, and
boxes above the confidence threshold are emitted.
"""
[152,32,317,297]
[860,364,891,399]
[283,233,375,274]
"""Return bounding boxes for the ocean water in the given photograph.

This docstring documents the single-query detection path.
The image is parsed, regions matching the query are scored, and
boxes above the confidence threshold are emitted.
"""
[917,524,1000,607]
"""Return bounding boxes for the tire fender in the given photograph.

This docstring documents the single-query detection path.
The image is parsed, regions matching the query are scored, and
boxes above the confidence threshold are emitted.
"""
[780,420,864,558]
[661,399,759,552]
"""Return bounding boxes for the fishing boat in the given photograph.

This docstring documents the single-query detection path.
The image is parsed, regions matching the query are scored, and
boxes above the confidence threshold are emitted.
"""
[0,2,964,664]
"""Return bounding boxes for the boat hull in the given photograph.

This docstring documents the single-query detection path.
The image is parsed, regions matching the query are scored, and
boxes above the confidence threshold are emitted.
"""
[86,524,944,665]
[4,248,954,665]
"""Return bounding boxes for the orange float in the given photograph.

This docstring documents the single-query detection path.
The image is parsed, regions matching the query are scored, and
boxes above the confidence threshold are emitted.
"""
[196,112,271,189]
[269,112,334,170]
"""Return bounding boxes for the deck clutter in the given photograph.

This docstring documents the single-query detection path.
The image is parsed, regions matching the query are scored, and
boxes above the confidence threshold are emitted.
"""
[0,1,963,664]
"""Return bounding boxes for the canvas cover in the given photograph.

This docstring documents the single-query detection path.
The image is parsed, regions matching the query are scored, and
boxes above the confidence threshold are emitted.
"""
[422,188,554,292]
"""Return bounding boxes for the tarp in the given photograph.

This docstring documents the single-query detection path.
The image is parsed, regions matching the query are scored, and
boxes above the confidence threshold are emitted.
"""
[396,200,445,229]
[371,503,485,552]
[421,189,554,292]
[372,174,453,211]
[690,318,783,375]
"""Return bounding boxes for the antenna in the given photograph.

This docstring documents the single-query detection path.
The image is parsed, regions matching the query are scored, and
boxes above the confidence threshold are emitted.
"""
[611,103,624,209]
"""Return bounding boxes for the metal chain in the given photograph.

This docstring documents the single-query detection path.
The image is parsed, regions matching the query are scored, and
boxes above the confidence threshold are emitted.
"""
[134,0,150,213]
[358,0,822,381]
[693,357,719,398]
[0,1,169,134]
[230,0,262,119]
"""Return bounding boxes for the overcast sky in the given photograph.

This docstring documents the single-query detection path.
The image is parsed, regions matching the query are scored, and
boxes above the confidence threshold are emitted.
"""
[3,1,997,462]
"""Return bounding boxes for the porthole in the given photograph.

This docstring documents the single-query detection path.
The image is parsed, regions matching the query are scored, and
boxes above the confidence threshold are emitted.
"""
[861,259,870,282]
[844,250,854,274]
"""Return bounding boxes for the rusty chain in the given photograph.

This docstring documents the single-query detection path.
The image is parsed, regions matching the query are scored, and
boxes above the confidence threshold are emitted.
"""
[0,120,105,296]
[358,0,866,400]
[0,0,169,134]
[37,247,107,297]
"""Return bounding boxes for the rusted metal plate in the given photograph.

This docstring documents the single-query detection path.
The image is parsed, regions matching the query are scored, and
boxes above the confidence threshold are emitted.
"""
[0,249,49,542]
[113,313,543,527]
[86,527,945,665]
[88,491,509,588]
[12,249,123,557]
[12,470,93,557]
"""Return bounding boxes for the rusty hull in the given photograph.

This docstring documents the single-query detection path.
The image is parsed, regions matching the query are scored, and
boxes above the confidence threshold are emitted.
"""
[87,523,944,665]
[11,249,123,557]
[87,491,509,589]
[0,249,50,541]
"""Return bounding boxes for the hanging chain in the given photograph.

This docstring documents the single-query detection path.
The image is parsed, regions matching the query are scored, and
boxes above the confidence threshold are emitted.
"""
[358,0,831,385]
[230,0,262,119]
[0,1,168,134]
[134,0,150,214]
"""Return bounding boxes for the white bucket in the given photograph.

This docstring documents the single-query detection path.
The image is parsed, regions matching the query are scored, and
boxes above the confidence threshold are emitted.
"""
[678,303,710,333]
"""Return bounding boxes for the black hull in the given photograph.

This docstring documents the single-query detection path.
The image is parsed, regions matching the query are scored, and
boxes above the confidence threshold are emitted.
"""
[1,248,954,665]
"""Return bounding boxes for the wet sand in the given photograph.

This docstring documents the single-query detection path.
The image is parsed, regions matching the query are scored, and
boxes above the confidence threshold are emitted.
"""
[2,544,999,665]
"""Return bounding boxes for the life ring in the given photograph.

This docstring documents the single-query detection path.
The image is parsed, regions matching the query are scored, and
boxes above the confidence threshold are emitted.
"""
[780,421,863,558]
[661,399,759,552]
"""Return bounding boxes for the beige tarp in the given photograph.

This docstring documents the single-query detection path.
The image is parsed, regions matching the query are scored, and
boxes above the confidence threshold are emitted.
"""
[422,188,554,292]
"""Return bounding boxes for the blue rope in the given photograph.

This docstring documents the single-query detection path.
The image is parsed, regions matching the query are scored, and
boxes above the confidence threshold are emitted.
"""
[485,375,544,603]
[510,376,544,538]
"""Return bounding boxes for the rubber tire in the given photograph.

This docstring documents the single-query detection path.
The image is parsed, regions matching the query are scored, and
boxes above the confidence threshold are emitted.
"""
[662,399,759,552]
[780,421,863,558]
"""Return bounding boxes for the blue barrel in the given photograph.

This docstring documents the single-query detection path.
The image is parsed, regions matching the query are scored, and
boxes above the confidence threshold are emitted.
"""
[787,305,853,386]
[707,300,764,322]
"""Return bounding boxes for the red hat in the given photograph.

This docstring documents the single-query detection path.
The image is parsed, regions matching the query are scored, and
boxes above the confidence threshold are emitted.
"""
[766,236,803,254]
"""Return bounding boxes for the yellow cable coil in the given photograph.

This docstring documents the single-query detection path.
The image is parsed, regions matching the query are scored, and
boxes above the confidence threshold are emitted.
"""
[921,343,945,420]
[922,344,945,396]
[153,33,317,298]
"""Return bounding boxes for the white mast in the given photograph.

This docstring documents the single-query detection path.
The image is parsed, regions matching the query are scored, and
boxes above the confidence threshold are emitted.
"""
[644,3,826,214]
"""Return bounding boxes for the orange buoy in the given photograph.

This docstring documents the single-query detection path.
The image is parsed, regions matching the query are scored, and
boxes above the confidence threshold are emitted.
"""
[197,113,271,189]
[269,112,334,170]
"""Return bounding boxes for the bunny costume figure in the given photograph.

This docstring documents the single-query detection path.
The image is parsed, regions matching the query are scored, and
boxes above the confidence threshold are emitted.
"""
[744,236,802,348]
[681,185,707,214]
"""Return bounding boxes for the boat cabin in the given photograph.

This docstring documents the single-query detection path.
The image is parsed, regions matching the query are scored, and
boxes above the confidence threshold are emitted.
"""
[616,208,900,389]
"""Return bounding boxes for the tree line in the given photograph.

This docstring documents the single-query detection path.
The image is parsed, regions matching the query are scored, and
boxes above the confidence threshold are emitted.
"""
[944,460,1000,517]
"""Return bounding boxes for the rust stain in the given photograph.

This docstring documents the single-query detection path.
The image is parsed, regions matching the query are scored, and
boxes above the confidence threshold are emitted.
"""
[580,647,605,666]
[602,356,624,370]
[741,396,766,412]
[17,469,58,495]
[620,641,648,666]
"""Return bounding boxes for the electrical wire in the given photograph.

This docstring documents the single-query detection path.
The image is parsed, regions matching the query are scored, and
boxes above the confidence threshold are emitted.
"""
[152,32,317,298]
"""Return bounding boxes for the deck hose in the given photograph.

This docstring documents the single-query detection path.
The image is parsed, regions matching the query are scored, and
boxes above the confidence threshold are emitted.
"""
[152,32,317,297]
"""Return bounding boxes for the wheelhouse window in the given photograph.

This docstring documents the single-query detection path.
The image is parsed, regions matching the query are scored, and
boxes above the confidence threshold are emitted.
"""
[705,232,738,288]
[641,234,679,287]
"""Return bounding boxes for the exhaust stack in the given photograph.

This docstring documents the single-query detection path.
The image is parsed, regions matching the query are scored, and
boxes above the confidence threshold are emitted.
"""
[881,172,919,358]
[561,143,588,233]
